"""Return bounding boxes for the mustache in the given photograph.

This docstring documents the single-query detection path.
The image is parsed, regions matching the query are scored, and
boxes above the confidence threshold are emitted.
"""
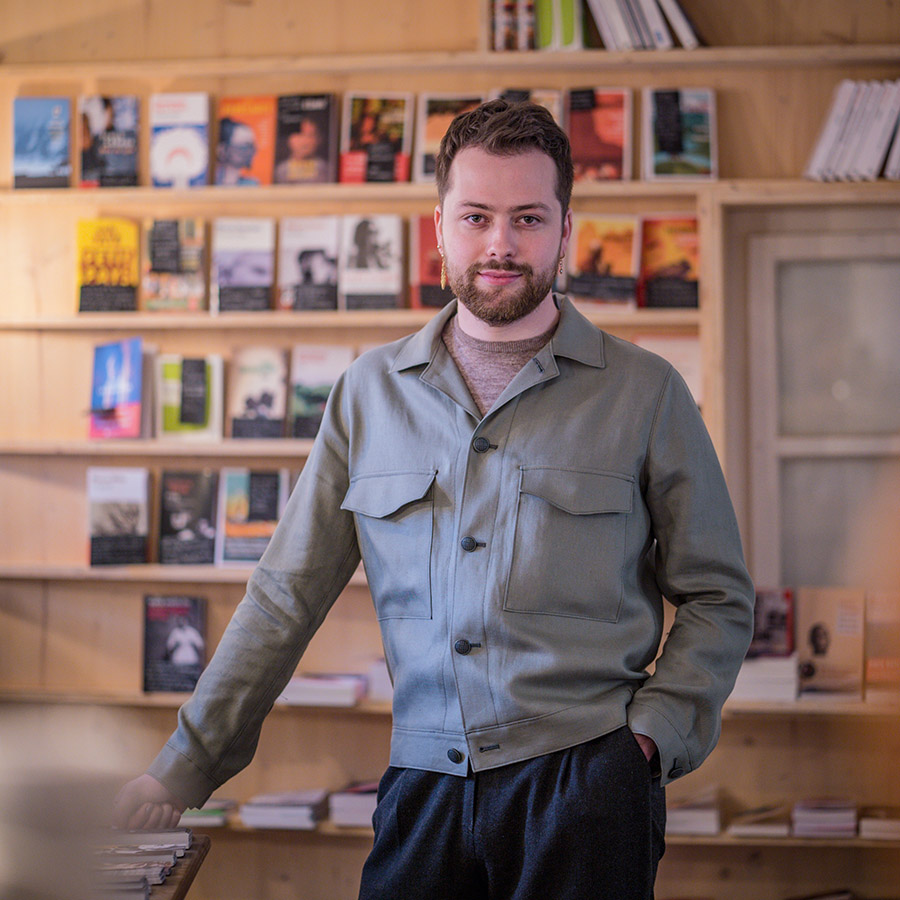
[467,260,534,276]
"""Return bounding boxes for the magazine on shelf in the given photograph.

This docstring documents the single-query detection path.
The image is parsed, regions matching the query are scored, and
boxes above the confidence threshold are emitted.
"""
[142,594,207,693]
[277,216,341,311]
[414,93,485,182]
[214,468,289,566]
[567,86,631,181]
[89,336,153,439]
[210,217,276,312]
[338,214,405,310]
[642,87,717,180]
[78,94,139,187]
[273,93,338,184]
[140,217,206,312]
[339,93,413,183]
[214,94,277,186]
[87,466,151,566]
[13,96,71,188]
[288,344,354,438]
[76,218,140,312]
[566,213,640,305]
[227,346,288,438]
[154,353,223,441]
[149,92,210,188]
[158,469,219,566]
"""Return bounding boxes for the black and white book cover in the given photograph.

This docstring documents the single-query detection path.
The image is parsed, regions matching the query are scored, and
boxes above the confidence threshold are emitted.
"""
[158,470,219,565]
[143,594,207,692]
[87,466,150,566]
[277,216,340,311]
[338,214,404,310]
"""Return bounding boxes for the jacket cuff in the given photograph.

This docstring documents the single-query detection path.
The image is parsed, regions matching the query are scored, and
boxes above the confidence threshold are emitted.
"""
[147,742,220,810]
[627,701,692,786]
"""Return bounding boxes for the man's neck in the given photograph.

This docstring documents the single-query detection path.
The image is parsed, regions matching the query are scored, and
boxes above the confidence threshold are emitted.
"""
[455,294,560,342]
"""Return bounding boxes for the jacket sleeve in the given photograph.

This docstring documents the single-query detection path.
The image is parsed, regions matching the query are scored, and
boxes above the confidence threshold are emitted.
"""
[147,370,361,808]
[626,367,754,785]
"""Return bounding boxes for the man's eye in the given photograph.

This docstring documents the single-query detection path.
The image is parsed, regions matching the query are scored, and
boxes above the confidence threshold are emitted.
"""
[520,216,540,225]
[465,214,485,224]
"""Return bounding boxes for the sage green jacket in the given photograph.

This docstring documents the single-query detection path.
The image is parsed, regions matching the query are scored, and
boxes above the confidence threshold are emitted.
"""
[150,297,754,806]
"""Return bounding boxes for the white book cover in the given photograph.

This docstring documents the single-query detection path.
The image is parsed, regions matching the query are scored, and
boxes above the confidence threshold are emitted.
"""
[227,345,288,438]
[587,0,634,49]
[885,105,900,179]
[210,217,276,313]
[277,215,340,311]
[618,0,651,49]
[854,80,900,180]
[288,344,354,439]
[338,214,405,310]
[655,0,699,48]
[827,80,880,181]
[413,93,485,183]
[87,465,151,566]
[634,0,674,49]
[149,92,210,188]
[803,79,860,180]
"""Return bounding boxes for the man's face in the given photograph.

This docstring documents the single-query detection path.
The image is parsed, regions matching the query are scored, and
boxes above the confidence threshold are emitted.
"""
[224,124,257,169]
[289,119,320,159]
[435,147,571,326]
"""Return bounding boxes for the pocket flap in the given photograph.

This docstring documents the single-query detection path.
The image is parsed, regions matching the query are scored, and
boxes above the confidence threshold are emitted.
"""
[519,467,633,515]
[341,470,437,518]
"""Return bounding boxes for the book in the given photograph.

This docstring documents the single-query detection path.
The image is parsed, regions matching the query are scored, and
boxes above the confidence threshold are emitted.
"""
[228,346,288,438]
[493,88,564,124]
[329,781,379,828]
[642,87,717,180]
[273,93,338,184]
[725,804,791,838]
[585,0,634,50]
[858,805,900,840]
[864,589,900,704]
[339,93,413,183]
[13,96,71,188]
[338,214,405,310]
[730,654,798,703]
[239,789,329,830]
[76,218,140,312]
[534,0,582,51]
[149,92,210,188]
[288,344,354,438]
[154,353,224,441]
[491,0,519,51]
[214,468,288,566]
[747,587,795,658]
[852,79,900,180]
[665,786,721,835]
[78,94,139,187]
[140,217,206,312]
[214,94,276,186]
[803,79,861,181]
[796,586,865,700]
[158,470,219,565]
[791,797,858,838]
[637,213,699,307]
[567,87,632,181]
[178,798,237,828]
[89,336,153,439]
[409,214,454,309]
[414,93,485,182]
[634,0,674,49]
[566,213,640,304]
[276,673,368,707]
[87,466,151,566]
[210,217,276,312]
[655,0,701,49]
[142,594,207,692]
[102,828,192,851]
[825,80,880,181]
[277,215,341,311]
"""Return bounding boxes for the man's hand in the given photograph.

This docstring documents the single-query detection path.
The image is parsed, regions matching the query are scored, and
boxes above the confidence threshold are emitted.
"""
[112,774,186,830]
[633,732,658,762]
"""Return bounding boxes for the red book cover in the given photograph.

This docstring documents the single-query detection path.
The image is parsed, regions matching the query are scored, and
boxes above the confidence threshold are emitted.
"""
[568,87,631,181]
[339,93,413,183]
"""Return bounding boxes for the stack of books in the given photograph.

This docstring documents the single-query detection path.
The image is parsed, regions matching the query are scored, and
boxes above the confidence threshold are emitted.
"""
[276,673,369,707]
[328,781,380,828]
[791,798,858,839]
[858,806,900,841]
[665,786,721,835]
[239,789,329,830]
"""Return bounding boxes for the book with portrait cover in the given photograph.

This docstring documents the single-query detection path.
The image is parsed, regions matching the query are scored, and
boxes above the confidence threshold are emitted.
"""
[214,468,289,566]
[288,344,354,438]
[642,87,717,180]
[338,214,405,310]
[78,94,139,187]
[796,586,865,700]
[87,465,151,566]
[637,213,699,308]
[154,353,224,441]
[339,93,413,183]
[273,93,338,184]
[13,96,71,188]
[227,346,288,438]
[409,214,454,309]
[747,587,795,658]
[566,213,640,305]
[414,93,485,182]
[158,470,218,565]
[214,94,277,186]
[277,216,340,311]
[76,218,140,312]
[210,217,276,312]
[140,217,206,312]
[142,594,207,692]
[89,336,153,439]
[567,87,632,181]
[149,92,210,188]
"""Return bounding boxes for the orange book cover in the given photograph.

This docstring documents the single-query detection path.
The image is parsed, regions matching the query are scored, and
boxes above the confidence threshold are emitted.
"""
[638,213,699,307]
[214,95,277,186]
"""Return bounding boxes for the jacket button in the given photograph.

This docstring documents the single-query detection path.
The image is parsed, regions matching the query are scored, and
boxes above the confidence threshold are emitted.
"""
[460,536,478,552]
[454,639,472,655]
[447,748,465,764]
[668,766,684,779]
[472,436,491,453]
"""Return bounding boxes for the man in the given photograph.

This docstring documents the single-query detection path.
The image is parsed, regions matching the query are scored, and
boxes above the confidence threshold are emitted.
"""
[214,117,260,185]
[114,100,754,899]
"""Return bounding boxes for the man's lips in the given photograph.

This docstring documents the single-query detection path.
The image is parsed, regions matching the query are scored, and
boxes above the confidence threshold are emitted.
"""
[479,269,522,285]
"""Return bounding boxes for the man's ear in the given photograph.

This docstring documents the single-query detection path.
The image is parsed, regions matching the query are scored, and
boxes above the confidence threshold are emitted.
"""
[433,204,443,252]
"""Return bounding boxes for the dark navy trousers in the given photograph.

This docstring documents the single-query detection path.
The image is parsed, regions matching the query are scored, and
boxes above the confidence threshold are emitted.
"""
[358,725,666,900]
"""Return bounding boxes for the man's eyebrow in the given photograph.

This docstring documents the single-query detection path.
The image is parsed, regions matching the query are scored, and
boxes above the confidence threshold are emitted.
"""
[459,201,553,213]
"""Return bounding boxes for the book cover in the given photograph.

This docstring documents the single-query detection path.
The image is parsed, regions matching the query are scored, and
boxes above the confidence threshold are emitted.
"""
[228,346,288,438]
[796,586,865,700]
[87,466,150,566]
[277,216,340,311]
[642,87,717,180]
[566,213,640,304]
[140,217,206,312]
[492,0,518,50]
[864,589,900,704]
[154,353,223,441]
[158,470,218,565]
[78,94,139,187]
[210,217,276,312]
[803,79,860,181]
[825,80,878,181]
[214,468,288,566]
[655,0,701,49]
[638,213,699,307]
[76,218,140,312]
[149,92,210,188]
[142,594,207,692]
[239,789,329,830]
[535,0,582,50]
[493,88,564,124]
[748,587,795,658]
[567,87,631,181]
[409,213,454,309]
[339,93,413,183]
[288,344,354,438]
[89,336,151,439]
[13,96,71,188]
[853,79,900,181]
[214,94,277,186]
[273,93,337,184]
[414,93,485,183]
[338,214,405,310]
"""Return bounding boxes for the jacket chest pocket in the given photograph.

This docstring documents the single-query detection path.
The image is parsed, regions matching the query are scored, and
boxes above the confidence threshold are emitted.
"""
[341,470,436,620]
[504,467,633,622]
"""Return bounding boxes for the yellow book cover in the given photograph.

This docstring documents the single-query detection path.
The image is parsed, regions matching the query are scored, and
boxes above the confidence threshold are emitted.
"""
[76,217,140,312]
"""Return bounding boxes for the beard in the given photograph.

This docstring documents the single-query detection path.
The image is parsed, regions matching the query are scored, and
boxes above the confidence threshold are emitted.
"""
[448,257,558,326]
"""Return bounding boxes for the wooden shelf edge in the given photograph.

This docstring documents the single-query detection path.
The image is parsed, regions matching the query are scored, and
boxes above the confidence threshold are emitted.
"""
[725,699,900,718]
[0,438,316,457]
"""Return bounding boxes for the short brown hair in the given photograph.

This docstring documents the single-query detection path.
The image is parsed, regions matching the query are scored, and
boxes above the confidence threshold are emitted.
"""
[434,98,574,214]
